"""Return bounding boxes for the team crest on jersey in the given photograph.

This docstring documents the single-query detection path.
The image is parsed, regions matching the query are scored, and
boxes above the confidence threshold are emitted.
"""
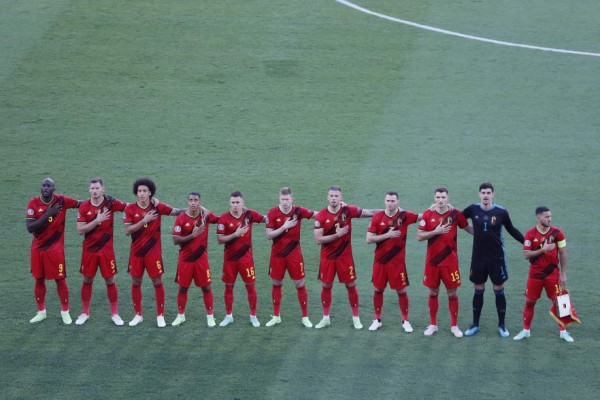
[524,240,531,246]
[491,216,496,225]
[27,208,34,215]
[174,226,182,232]
[218,224,225,230]
[315,221,321,228]
[420,220,427,226]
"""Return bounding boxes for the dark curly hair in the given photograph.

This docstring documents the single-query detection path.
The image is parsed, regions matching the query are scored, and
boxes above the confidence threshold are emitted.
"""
[133,177,156,197]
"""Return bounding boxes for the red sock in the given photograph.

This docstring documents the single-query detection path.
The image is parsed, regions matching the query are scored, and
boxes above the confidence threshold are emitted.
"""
[106,282,119,315]
[321,286,332,316]
[398,292,409,321]
[177,287,188,314]
[523,299,536,330]
[224,285,234,315]
[373,290,384,319]
[246,284,257,316]
[296,285,308,317]
[153,282,165,316]
[132,284,142,315]
[34,278,46,311]
[428,295,439,325]
[346,285,360,317]
[448,295,459,326]
[272,284,282,316]
[55,278,69,311]
[81,281,93,315]
[202,287,214,314]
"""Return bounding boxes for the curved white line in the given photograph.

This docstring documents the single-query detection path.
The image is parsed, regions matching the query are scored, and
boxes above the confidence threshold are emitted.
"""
[337,0,600,58]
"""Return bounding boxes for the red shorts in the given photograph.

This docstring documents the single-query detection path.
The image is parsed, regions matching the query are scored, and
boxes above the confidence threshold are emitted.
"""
[80,251,117,279]
[176,260,212,288]
[319,255,357,285]
[128,253,165,279]
[222,260,256,284]
[269,250,306,281]
[525,269,561,300]
[372,261,409,290]
[30,248,67,280]
[423,264,461,289]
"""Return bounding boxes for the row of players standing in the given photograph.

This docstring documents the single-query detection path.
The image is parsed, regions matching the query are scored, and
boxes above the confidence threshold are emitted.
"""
[25,178,573,342]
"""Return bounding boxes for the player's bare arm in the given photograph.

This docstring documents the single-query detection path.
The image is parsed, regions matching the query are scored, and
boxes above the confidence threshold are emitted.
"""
[360,208,382,218]
[558,246,568,284]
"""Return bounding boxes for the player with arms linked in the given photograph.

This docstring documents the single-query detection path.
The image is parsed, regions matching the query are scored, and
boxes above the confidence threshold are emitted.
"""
[75,178,128,326]
[26,178,81,325]
[171,192,220,327]
[417,187,472,337]
[265,187,316,328]
[123,178,183,328]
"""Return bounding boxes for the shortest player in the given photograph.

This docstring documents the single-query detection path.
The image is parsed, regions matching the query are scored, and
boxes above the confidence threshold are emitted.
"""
[171,192,219,327]
[513,206,574,343]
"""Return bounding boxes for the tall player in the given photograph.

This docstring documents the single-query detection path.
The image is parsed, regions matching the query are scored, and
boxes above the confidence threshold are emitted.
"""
[75,178,127,326]
[123,178,183,328]
[366,191,421,332]
[313,186,379,330]
[265,187,316,328]
[417,187,472,337]
[26,178,81,324]
[217,191,266,328]
[462,183,524,338]
[513,206,573,343]
[171,192,219,327]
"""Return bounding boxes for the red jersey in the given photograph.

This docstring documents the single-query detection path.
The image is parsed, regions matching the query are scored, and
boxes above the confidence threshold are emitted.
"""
[368,209,419,264]
[314,205,362,259]
[123,202,173,257]
[26,195,79,251]
[217,209,265,262]
[266,205,314,258]
[418,208,468,267]
[77,197,127,254]
[523,226,566,279]
[172,210,219,262]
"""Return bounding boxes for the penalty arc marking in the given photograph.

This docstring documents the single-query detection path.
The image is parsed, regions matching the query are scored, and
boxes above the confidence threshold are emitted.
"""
[336,0,600,58]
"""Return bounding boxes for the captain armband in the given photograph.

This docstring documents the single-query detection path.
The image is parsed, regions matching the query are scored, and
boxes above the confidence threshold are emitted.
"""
[557,239,566,248]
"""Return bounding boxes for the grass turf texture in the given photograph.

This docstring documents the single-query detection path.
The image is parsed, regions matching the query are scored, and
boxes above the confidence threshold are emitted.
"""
[1,1,599,399]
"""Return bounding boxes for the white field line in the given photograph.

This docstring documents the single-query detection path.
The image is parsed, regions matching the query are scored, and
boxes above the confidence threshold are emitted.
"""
[336,0,600,58]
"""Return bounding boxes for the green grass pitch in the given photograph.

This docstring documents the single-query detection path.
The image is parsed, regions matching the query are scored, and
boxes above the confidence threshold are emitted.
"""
[1,1,599,399]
